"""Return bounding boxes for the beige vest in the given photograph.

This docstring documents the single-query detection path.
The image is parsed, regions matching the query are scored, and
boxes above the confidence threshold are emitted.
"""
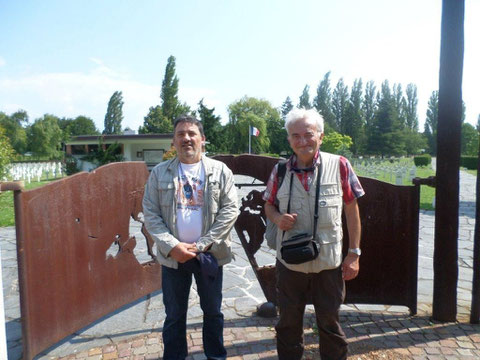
[275,152,343,273]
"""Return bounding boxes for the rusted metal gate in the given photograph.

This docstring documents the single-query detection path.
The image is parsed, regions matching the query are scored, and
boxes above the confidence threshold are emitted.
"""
[11,156,421,358]
[214,154,420,314]
[13,162,160,359]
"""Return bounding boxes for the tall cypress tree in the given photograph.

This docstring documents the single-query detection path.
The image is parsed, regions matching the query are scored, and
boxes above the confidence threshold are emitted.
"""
[198,99,225,153]
[139,105,173,134]
[103,91,124,134]
[298,85,312,109]
[393,83,406,128]
[344,79,364,154]
[313,72,336,132]
[332,78,349,133]
[404,84,419,131]
[280,96,294,120]
[424,90,439,155]
[363,81,377,135]
[161,55,180,123]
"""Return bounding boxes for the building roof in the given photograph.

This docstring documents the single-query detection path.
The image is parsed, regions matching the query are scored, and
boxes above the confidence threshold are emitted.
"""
[70,133,173,141]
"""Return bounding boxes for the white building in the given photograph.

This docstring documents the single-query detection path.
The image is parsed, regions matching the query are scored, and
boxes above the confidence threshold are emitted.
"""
[65,133,173,171]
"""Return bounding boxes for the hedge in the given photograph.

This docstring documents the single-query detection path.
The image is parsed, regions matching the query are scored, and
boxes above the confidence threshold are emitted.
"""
[461,156,478,170]
[414,154,432,167]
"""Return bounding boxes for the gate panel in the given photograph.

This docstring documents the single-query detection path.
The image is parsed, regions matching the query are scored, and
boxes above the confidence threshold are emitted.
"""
[14,162,161,359]
[215,155,419,314]
[342,177,419,314]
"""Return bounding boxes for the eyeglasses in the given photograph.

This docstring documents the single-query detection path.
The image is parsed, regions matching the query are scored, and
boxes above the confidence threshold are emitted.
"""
[290,166,315,173]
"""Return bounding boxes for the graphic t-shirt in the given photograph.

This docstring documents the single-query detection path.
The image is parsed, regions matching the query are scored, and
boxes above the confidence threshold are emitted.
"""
[176,161,204,243]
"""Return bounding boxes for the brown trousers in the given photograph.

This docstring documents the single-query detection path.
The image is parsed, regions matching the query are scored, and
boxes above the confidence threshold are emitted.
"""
[275,261,348,360]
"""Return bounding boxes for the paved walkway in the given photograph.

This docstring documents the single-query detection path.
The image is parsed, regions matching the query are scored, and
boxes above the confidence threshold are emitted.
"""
[1,171,478,359]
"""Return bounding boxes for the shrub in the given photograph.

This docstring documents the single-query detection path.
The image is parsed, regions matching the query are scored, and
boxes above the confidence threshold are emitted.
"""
[414,154,432,167]
[64,155,80,175]
[461,156,478,170]
[162,146,177,161]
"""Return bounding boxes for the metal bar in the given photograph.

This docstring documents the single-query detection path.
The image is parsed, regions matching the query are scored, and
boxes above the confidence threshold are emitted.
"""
[0,181,24,192]
[470,146,480,323]
[432,0,464,321]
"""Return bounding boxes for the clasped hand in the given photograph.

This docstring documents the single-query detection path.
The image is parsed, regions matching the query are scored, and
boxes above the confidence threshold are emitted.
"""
[169,242,198,263]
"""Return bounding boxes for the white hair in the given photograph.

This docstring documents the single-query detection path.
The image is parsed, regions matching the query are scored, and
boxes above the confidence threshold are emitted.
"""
[285,108,324,135]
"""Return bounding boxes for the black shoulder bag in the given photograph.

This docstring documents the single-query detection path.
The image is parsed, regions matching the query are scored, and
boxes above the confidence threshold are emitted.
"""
[280,161,322,265]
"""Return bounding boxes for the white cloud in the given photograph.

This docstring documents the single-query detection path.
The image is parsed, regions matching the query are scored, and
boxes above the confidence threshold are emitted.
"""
[0,62,223,131]
[0,56,5,67]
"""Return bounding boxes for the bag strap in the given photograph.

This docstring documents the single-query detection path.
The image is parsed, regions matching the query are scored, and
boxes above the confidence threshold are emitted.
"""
[282,154,323,242]
[312,158,322,239]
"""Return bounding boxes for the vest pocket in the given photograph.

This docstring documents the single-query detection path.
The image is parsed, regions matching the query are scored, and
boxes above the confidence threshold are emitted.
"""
[317,196,342,226]
[278,193,304,213]
[319,182,340,196]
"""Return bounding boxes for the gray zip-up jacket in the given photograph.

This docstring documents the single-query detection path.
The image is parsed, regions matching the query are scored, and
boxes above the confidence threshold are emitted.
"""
[142,155,239,269]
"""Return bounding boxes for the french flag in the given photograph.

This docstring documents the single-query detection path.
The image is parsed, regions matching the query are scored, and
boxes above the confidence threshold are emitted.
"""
[250,126,260,137]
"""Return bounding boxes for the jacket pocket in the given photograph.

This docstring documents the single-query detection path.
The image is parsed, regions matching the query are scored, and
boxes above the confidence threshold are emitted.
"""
[208,181,221,214]
[158,181,175,207]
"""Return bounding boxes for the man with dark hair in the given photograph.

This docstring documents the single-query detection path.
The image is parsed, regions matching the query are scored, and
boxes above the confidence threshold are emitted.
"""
[264,108,364,360]
[143,114,238,360]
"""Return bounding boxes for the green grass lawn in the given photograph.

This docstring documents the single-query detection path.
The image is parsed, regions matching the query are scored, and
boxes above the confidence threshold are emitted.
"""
[354,163,436,211]
[0,180,56,227]
[464,169,478,176]
[415,166,436,211]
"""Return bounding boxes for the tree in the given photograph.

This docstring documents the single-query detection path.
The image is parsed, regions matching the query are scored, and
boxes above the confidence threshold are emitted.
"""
[0,111,27,154]
[424,90,439,155]
[10,109,29,126]
[227,96,276,154]
[298,85,312,109]
[332,78,349,133]
[140,55,191,134]
[138,106,173,134]
[266,110,289,155]
[321,131,353,154]
[461,123,479,156]
[81,138,125,167]
[197,99,225,153]
[0,125,15,179]
[103,91,124,134]
[161,55,180,122]
[363,80,377,141]
[392,83,406,128]
[70,116,99,136]
[313,72,336,131]
[404,84,419,131]
[59,116,99,139]
[27,114,63,158]
[280,97,294,120]
[343,79,364,154]
[160,55,191,124]
[368,80,405,156]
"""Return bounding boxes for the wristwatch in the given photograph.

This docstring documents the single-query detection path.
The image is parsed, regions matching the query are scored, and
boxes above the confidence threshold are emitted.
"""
[348,248,362,256]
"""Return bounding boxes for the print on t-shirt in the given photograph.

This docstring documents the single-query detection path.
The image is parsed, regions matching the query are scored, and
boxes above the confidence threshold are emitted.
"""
[177,174,204,210]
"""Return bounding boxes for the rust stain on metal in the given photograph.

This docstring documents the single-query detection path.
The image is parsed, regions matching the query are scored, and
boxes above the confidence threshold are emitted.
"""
[14,162,161,359]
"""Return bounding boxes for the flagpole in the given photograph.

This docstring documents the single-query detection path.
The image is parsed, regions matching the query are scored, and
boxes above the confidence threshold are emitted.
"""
[248,125,251,154]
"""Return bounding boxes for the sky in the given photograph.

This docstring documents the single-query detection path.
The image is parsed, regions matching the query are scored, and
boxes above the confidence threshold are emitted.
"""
[0,0,478,133]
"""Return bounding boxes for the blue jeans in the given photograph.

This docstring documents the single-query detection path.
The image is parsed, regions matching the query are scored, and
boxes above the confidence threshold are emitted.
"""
[161,261,226,360]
